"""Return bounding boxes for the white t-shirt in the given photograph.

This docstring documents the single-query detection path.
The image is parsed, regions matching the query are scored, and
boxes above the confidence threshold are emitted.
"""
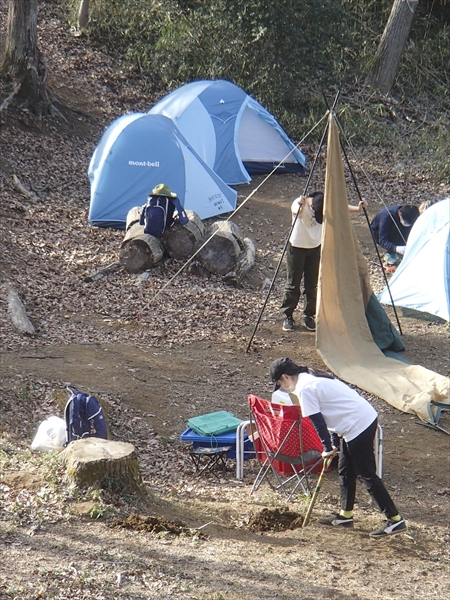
[271,389,293,405]
[294,373,377,442]
[289,198,322,249]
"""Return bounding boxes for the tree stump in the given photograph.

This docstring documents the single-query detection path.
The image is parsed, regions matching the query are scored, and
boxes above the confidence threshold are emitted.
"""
[60,438,142,492]
[198,220,245,275]
[119,222,164,274]
[161,210,204,259]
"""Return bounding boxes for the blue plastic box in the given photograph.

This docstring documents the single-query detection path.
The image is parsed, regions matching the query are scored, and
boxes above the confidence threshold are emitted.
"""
[180,427,253,460]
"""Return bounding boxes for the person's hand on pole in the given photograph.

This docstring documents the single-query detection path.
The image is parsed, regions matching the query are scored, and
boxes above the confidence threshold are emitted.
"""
[348,201,366,213]
[322,447,338,460]
[293,196,305,215]
[358,200,367,211]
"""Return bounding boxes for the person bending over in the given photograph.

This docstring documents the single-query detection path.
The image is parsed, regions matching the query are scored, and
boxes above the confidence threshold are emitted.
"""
[280,192,364,333]
[269,357,407,538]
[370,204,419,270]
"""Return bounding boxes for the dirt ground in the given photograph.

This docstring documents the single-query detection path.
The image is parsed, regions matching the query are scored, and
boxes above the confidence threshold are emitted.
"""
[1,3,450,599]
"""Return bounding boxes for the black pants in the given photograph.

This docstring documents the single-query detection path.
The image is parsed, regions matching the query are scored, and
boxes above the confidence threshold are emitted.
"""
[280,243,320,318]
[339,419,398,519]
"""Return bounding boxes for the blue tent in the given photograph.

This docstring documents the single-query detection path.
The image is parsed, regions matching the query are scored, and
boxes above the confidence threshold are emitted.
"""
[88,113,237,228]
[378,198,450,322]
[149,79,306,185]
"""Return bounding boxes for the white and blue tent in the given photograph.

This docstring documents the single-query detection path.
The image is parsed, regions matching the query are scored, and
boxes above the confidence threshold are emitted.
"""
[378,198,450,322]
[149,79,306,185]
[88,113,237,228]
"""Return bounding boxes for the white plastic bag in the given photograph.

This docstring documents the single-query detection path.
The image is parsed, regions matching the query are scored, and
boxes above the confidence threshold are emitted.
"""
[31,416,66,452]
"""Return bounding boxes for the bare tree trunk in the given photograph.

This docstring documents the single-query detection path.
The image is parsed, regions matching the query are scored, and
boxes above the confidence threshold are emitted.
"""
[0,0,54,116]
[78,0,90,29]
[365,0,419,95]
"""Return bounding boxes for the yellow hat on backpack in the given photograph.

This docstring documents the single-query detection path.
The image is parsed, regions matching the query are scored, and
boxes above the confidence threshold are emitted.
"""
[151,183,177,198]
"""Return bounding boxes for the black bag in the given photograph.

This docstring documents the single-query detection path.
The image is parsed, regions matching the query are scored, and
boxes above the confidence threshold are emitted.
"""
[64,386,108,445]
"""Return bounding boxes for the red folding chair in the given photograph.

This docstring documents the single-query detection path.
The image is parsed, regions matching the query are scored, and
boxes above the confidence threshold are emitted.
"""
[248,394,323,501]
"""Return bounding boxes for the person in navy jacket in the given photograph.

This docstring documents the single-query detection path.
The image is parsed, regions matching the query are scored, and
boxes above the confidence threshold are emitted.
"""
[370,204,419,268]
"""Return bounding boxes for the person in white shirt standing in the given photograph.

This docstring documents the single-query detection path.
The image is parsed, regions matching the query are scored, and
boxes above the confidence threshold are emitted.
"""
[269,357,407,538]
[280,192,364,332]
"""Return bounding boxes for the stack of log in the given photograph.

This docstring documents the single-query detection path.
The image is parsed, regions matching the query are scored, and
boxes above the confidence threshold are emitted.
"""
[119,206,256,285]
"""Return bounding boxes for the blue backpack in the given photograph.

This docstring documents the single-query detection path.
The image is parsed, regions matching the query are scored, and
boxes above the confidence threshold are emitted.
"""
[64,386,108,445]
[139,194,189,238]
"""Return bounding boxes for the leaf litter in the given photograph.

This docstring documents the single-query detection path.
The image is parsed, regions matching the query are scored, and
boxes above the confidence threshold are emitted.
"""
[0,2,450,599]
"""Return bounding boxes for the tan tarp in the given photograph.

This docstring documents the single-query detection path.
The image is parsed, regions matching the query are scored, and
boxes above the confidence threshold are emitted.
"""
[316,114,450,422]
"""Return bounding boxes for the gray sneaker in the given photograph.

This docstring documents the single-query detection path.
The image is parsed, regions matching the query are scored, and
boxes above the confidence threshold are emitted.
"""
[370,518,406,538]
[303,315,316,331]
[282,315,294,331]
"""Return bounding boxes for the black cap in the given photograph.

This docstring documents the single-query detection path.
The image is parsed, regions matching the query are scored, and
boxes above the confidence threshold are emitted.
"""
[269,358,307,391]
[398,204,419,227]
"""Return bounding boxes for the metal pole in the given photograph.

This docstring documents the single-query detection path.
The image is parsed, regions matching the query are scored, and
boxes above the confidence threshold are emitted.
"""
[245,92,341,353]
[323,99,403,335]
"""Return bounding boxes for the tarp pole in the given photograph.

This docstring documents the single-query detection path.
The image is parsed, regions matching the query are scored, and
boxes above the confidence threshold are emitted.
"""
[324,102,403,335]
[245,92,340,353]
[145,114,328,308]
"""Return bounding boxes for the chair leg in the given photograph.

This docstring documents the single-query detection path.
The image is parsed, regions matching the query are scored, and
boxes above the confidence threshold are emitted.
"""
[250,458,274,494]
[375,424,383,479]
[286,458,323,501]
[250,456,289,495]
[236,420,250,480]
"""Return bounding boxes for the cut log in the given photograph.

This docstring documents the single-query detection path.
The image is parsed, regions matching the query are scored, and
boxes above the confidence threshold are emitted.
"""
[125,205,143,232]
[6,284,36,335]
[161,210,205,259]
[223,237,256,287]
[119,223,164,274]
[60,438,142,492]
[198,220,245,275]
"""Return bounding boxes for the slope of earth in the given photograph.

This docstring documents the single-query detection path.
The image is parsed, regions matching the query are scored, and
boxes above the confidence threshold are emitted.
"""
[1,3,449,599]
